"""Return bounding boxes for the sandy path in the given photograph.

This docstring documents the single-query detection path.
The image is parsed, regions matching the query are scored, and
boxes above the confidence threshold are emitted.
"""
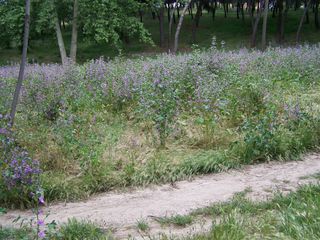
[1,154,320,239]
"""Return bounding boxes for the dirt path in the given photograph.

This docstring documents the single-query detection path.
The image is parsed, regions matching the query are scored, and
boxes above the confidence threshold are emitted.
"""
[1,154,320,239]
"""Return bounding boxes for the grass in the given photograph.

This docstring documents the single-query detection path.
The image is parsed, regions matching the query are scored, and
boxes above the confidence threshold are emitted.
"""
[190,184,320,240]
[154,183,320,239]
[157,215,193,227]
[137,219,150,232]
[0,218,110,240]
[59,218,108,240]
[1,9,320,65]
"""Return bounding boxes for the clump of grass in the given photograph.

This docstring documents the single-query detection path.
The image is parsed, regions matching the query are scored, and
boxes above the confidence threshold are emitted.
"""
[157,214,193,227]
[0,218,111,240]
[59,218,108,240]
[136,219,149,232]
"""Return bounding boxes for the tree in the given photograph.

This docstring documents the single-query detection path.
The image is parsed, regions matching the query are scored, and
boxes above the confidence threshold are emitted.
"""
[80,0,152,50]
[70,0,79,62]
[261,0,270,49]
[296,0,311,42]
[10,0,30,126]
[173,0,192,53]
[0,0,25,49]
[251,1,263,48]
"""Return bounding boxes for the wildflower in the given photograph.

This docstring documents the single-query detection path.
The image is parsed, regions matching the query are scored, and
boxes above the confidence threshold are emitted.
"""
[39,195,45,205]
[37,219,45,226]
[38,230,46,239]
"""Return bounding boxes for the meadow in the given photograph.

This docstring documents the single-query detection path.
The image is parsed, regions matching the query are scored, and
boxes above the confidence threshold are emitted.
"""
[1,44,320,208]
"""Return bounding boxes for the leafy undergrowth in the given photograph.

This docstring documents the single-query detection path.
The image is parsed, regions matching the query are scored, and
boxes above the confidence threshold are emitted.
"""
[1,45,320,207]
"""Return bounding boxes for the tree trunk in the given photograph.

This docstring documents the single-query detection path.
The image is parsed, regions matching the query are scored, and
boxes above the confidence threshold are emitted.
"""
[10,0,30,126]
[212,0,217,21]
[277,0,284,43]
[55,18,67,65]
[237,1,240,19]
[251,6,262,47]
[305,1,310,24]
[70,0,78,63]
[296,0,312,42]
[261,0,270,50]
[189,5,194,19]
[168,5,175,52]
[223,2,227,17]
[159,7,165,47]
[315,0,319,29]
[192,3,202,43]
[280,1,289,43]
[173,0,192,53]
[241,2,245,20]
[251,0,255,17]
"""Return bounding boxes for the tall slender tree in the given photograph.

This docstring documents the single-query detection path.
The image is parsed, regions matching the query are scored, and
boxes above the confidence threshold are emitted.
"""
[174,0,192,53]
[261,0,270,49]
[10,0,30,126]
[296,0,312,42]
[70,0,79,62]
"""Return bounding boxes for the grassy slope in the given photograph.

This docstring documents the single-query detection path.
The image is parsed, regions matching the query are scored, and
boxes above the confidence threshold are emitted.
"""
[1,9,319,64]
[1,46,320,207]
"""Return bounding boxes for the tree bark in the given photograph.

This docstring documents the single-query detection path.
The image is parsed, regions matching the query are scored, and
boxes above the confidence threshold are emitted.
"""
[168,5,175,52]
[261,0,270,50]
[237,1,240,19]
[296,0,312,42]
[241,2,245,20]
[251,5,262,47]
[315,0,319,29]
[10,0,30,126]
[223,2,227,17]
[212,0,217,21]
[305,1,310,24]
[173,0,192,54]
[55,17,67,65]
[192,3,202,43]
[277,0,284,43]
[70,0,79,63]
[159,7,165,47]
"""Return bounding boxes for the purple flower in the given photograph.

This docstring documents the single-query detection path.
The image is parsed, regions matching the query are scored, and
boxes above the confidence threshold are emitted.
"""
[38,230,46,239]
[37,219,45,226]
[0,128,9,135]
[39,196,45,205]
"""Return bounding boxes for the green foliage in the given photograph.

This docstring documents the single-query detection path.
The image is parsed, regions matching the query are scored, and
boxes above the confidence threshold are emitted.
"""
[0,0,24,48]
[80,0,153,49]
[139,68,180,147]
